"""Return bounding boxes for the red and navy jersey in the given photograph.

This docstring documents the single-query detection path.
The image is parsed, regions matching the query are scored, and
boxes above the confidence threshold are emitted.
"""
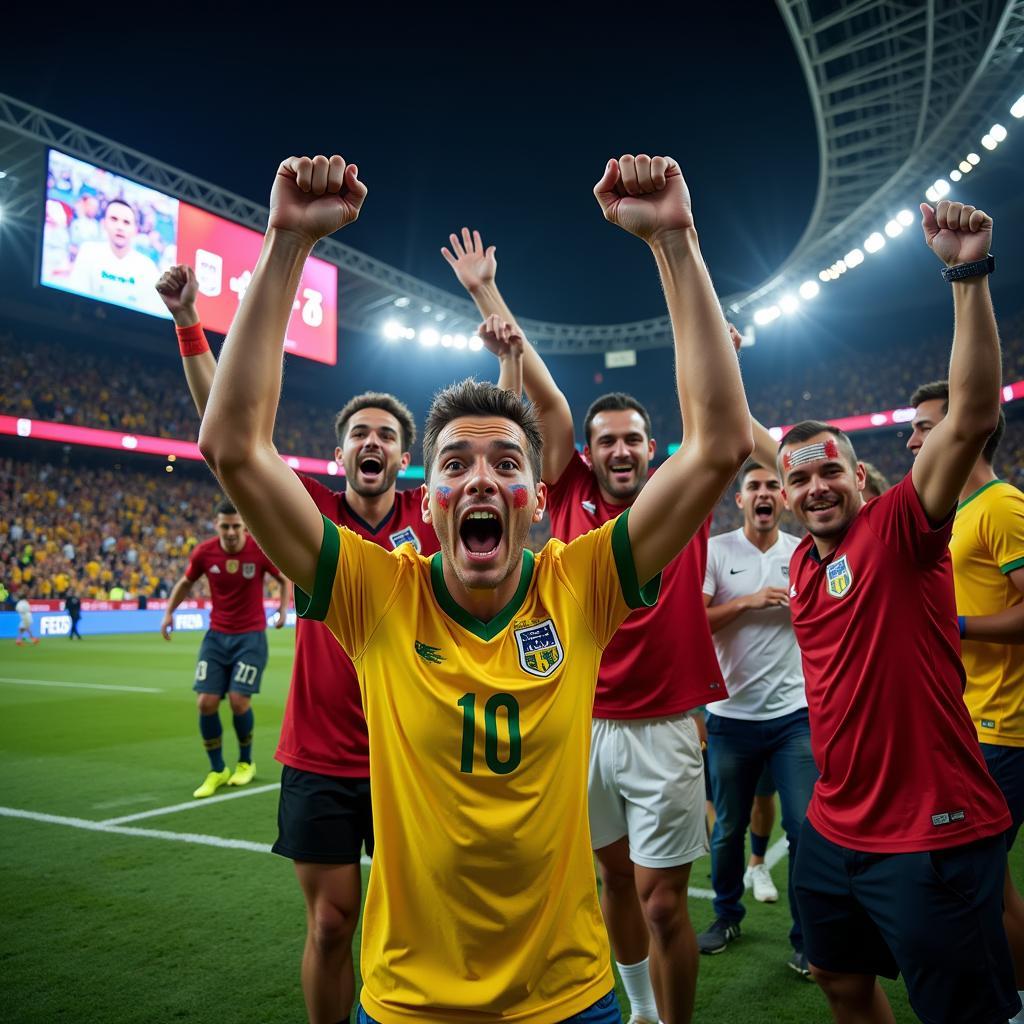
[185,534,280,635]
[789,473,1011,853]
[275,475,440,777]
[546,450,725,718]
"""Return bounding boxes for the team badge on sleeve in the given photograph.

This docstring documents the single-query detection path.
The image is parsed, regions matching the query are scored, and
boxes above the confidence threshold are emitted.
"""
[389,526,421,552]
[826,554,853,598]
[226,559,239,574]
[242,562,256,579]
[515,619,564,677]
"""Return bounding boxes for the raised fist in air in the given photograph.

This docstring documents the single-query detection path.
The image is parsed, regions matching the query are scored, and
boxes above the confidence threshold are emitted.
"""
[593,154,693,243]
[269,155,367,246]
[920,200,993,268]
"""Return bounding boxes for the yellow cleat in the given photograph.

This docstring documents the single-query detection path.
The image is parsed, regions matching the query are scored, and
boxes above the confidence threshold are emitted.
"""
[227,761,256,787]
[193,768,232,799]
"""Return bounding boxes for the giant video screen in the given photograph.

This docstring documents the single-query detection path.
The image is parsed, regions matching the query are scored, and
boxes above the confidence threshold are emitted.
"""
[40,150,338,364]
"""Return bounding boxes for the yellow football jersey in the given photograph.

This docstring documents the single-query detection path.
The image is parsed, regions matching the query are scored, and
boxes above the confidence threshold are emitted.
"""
[299,511,657,1024]
[951,479,1024,747]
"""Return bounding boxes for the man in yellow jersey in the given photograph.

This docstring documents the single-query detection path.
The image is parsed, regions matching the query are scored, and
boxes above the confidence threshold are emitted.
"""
[908,382,1024,1020]
[197,150,752,1024]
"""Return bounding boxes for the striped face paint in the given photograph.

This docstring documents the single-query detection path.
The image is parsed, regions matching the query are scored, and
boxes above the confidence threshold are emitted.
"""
[783,439,839,472]
[435,486,452,511]
[510,485,529,509]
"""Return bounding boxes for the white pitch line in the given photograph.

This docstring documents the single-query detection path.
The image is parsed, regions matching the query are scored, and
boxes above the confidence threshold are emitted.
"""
[0,676,163,694]
[686,836,789,900]
[100,782,281,825]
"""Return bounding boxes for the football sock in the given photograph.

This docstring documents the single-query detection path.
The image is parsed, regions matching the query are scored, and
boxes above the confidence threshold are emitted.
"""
[750,830,769,859]
[199,712,225,771]
[616,957,658,1023]
[233,708,254,763]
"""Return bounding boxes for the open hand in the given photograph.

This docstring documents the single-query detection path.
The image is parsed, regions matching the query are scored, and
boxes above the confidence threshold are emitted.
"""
[269,155,367,246]
[441,228,497,292]
[593,155,693,243]
[920,200,992,268]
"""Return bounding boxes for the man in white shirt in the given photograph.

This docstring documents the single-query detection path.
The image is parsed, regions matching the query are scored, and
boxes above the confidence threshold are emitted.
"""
[15,596,39,646]
[699,460,816,976]
[67,199,168,317]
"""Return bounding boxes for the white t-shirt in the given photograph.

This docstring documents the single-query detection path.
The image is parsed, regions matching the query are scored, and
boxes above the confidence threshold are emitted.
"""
[16,598,31,617]
[703,528,805,721]
[67,242,168,317]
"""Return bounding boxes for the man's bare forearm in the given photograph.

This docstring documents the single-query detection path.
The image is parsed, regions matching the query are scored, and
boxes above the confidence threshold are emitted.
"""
[948,279,1000,438]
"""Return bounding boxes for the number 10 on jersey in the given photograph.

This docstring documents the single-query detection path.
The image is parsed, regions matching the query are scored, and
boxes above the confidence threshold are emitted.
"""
[457,693,522,775]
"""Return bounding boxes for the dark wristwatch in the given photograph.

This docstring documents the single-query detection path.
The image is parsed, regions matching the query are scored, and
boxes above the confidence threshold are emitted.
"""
[941,254,995,282]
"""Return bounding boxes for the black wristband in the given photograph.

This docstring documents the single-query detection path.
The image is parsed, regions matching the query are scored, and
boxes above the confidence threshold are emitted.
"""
[941,254,995,282]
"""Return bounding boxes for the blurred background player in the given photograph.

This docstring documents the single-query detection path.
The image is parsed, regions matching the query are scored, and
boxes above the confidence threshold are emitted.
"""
[702,459,815,976]
[860,461,890,501]
[15,594,38,645]
[64,589,82,639]
[782,198,1017,1023]
[907,380,1024,1021]
[161,498,289,799]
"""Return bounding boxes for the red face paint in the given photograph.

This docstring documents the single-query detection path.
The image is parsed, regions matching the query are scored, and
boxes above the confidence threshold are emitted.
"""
[511,485,528,509]
[435,486,451,511]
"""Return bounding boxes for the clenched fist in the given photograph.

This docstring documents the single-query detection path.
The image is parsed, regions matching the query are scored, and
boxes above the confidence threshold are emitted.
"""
[920,200,993,268]
[155,265,199,326]
[268,155,367,247]
[593,154,693,243]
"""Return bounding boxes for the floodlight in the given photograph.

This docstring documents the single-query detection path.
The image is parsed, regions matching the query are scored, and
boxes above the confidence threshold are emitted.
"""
[897,209,915,226]
[419,327,439,346]
[925,187,939,203]
[404,327,416,340]
[818,270,830,283]
[966,152,980,165]
[468,336,483,351]
[779,294,799,314]
[884,219,903,238]
[933,179,950,197]
[441,334,453,348]
[799,280,820,300]
[981,134,997,150]
[990,123,1007,141]
[835,259,847,273]
[1012,94,1024,119]
[394,296,410,308]
[453,334,468,349]
[844,248,864,268]
[753,305,781,325]
[958,160,972,173]
[864,232,885,254]
[382,319,404,341]
[949,170,962,182]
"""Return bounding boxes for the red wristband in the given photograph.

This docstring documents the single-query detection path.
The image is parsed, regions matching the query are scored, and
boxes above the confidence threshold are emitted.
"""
[176,323,210,358]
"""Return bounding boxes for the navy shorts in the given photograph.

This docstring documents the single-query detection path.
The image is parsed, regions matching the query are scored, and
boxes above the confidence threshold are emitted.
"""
[271,765,373,864]
[794,819,1019,1024]
[193,629,268,697]
[357,990,621,1023]
[981,742,1024,849]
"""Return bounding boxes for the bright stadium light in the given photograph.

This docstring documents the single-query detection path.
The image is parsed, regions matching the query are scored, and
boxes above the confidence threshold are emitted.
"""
[933,178,951,197]
[845,248,865,268]
[884,219,903,238]
[827,268,840,281]
[818,269,830,283]
[419,327,439,347]
[394,296,410,308]
[453,334,468,349]
[1012,94,1024,119]
[958,160,972,173]
[468,335,484,351]
[836,259,847,273]
[754,305,781,325]
[981,134,997,150]
[382,319,405,341]
[897,209,915,226]
[967,152,981,165]
[991,123,1008,141]
[799,280,820,300]
[864,232,885,254]
[925,186,939,203]
[404,327,416,340]
[949,170,963,182]
[779,294,799,315]
[441,334,453,347]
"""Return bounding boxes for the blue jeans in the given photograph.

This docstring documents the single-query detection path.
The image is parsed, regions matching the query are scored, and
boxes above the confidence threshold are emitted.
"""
[357,990,621,1023]
[706,707,818,951]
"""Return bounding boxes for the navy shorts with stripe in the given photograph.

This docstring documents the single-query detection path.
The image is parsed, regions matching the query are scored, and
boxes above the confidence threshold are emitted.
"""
[794,818,1019,1024]
[193,629,268,697]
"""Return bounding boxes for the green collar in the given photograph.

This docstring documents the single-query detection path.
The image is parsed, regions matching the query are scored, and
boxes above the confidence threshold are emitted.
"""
[430,550,535,641]
[958,478,1004,511]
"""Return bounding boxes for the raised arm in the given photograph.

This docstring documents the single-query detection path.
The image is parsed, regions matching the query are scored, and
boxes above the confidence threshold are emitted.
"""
[593,155,752,585]
[727,323,780,469]
[198,155,367,593]
[441,228,575,483]
[156,265,216,416]
[478,314,525,396]
[911,200,1000,521]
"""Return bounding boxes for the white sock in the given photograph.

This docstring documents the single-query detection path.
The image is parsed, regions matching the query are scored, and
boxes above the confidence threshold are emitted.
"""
[1009,990,1024,1023]
[616,957,658,1022]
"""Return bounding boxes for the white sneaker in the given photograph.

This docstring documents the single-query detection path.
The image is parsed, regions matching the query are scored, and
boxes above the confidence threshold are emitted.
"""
[743,863,779,903]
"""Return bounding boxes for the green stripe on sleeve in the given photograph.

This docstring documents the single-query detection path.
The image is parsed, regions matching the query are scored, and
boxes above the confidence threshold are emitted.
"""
[295,514,340,622]
[1000,555,1024,575]
[611,509,661,610]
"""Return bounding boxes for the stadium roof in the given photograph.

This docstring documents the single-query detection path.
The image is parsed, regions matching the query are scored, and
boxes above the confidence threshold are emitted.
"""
[2,0,1023,353]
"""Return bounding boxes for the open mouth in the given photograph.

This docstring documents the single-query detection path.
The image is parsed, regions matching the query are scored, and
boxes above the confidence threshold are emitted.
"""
[754,502,774,519]
[358,455,384,480]
[459,509,504,561]
[805,499,838,515]
[609,462,634,482]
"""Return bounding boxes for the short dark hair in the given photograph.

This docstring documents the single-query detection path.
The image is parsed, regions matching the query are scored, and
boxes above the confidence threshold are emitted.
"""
[736,458,779,491]
[104,198,136,222]
[583,393,652,446]
[334,392,417,452]
[214,498,237,517]
[422,378,543,482]
[909,379,1005,463]
[777,420,858,472]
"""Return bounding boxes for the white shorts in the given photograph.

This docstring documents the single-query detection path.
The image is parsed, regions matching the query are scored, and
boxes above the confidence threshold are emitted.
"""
[19,614,32,630]
[588,714,708,869]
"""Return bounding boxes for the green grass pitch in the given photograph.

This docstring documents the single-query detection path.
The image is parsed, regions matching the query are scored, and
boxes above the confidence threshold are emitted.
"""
[1,631,1020,1023]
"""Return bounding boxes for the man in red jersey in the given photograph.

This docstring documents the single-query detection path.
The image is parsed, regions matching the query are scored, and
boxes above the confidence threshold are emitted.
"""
[158,269,519,1024]
[442,223,774,1024]
[162,497,289,797]
[779,199,1017,1024]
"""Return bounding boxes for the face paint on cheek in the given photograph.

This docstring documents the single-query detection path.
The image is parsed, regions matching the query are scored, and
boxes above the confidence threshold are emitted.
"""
[435,486,451,511]
[510,485,529,509]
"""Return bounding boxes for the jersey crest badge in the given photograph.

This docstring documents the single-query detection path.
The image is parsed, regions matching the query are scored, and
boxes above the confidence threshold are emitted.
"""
[826,554,853,598]
[225,559,239,574]
[242,562,256,579]
[389,526,421,552]
[515,619,564,677]
[581,500,596,515]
